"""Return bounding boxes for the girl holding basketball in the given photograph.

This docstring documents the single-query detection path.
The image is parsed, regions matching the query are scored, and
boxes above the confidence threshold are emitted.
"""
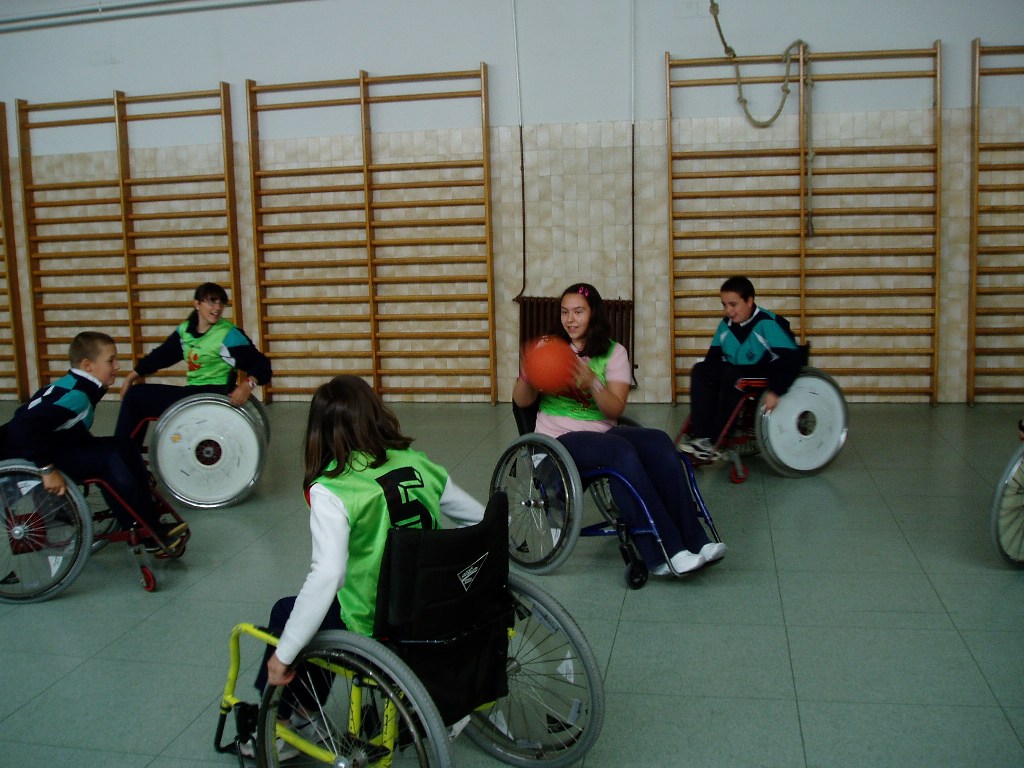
[513,282,725,575]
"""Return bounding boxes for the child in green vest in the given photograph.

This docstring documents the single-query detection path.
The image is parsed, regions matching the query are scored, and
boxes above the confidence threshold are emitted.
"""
[242,374,483,760]
[113,282,272,446]
[513,282,725,576]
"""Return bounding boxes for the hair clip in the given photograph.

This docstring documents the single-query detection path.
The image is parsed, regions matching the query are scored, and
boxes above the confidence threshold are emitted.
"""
[578,286,589,297]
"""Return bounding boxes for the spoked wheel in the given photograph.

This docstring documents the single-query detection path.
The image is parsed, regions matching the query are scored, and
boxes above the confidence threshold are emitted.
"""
[990,443,1024,567]
[466,573,604,768]
[151,394,269,508]
[491,434,584,575]
[257,630,453,767]
[756,367,848,477]
[0,461,93,603]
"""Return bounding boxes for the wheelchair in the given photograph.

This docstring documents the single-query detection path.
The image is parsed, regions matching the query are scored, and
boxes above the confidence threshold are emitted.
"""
[490,401,719,589]
[214,492,604,768]
[148,393,270,508]
[0,459,189,603]
[990,441,1024,567]
[677,359,848,484]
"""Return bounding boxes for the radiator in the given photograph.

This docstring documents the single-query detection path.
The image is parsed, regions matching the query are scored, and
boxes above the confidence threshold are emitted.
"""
[516,295,636,383]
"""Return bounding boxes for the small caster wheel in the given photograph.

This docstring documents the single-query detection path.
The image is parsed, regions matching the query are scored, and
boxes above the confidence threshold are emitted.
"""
[626,562,648,590]
[729,464,748,484]
[140,565,157,592]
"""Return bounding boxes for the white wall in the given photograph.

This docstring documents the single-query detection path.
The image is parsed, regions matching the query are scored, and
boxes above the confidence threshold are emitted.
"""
[0,0,1021,149]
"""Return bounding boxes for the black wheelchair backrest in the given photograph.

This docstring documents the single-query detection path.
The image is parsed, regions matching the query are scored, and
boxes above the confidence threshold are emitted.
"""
[373,491,514,725]
[374,490,511,642]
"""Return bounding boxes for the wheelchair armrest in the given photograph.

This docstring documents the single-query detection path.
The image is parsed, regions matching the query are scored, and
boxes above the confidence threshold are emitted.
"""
[733,378,768,393]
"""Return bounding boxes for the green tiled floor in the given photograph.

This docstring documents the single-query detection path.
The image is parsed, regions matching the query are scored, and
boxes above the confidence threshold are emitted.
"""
[1,400,1022,767]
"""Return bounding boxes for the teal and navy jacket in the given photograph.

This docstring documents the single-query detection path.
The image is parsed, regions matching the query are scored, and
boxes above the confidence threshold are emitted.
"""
[3,370,104,467]
[705,306,802,396]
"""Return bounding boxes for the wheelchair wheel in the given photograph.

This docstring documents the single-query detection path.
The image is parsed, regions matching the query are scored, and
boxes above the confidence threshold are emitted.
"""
[151,393,268,508]
[990,443,1024,566]
[0,460,93,604]
[466,572,604,768]
[491,434,584,575]
[257,630,454,768]
[755,367,848,477]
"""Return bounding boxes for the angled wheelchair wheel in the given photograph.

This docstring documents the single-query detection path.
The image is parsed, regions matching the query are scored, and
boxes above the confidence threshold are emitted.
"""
[491,434,584,575]
[151,393,268,508]
[257,630,454,768]
[755,367,848,477]
[466,572,604,768]
[0,460,93,604]
[990,443,1024,567]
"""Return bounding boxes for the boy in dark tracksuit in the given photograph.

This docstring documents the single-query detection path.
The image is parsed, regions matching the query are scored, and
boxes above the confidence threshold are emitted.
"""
[114,282,272,447]
[3,332,187,551]
[682,276,802,461]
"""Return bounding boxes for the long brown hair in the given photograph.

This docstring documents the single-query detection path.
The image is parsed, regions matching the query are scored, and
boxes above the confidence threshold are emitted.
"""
[302,375,413,489]
[554,282,613,358]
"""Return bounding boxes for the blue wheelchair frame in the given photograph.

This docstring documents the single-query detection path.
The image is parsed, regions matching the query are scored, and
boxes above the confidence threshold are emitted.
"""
[492,401,719,588]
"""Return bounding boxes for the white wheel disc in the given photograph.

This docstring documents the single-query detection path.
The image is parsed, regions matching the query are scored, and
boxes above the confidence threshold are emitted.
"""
[151,394,268,508]
[991,444,1024,565]
[756,368,848,476]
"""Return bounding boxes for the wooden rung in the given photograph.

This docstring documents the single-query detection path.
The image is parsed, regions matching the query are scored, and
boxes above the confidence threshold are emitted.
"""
[33,196,121,208]
[374,198,485,209]
[124,172,224,186]
[371,217,487,229]
[257,239,368,251]
[127,191,226,205]
[673,209,796,221]
[672,147,800,161]
[672,168,798,181]
[804,226,936,237]
[376,349,489,359]
[375,331,490,340]
[257,221,365,234]
[265,332,371,342]
[255,202,365,215]
[26,179,118,192]
[813,164,935,176]
[257,258,367,270]
[30,214,123,226]
[255,165,363,179]
[372,178,482,192]
[267,360,372,371]
[375,313,487,322]
[671,227,801,239]
[370,236,486,247]
[128,210,228,222]
[812,185,937,196]
[821,367,933,375]
[812,143,936,157]
[260,296,370,306]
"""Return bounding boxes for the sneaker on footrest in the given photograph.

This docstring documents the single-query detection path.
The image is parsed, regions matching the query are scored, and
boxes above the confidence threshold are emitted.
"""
[679,437,721,462]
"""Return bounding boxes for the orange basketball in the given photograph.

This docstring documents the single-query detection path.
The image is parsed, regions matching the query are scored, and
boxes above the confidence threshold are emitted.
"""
[523,336,577,392]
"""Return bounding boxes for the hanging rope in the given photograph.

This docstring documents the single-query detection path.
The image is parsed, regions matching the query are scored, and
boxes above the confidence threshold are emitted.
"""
[708,0,805,128]
[707,0,815,234]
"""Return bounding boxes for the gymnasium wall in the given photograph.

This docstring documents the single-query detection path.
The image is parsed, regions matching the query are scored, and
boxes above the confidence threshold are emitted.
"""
[0,1,1020,403]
